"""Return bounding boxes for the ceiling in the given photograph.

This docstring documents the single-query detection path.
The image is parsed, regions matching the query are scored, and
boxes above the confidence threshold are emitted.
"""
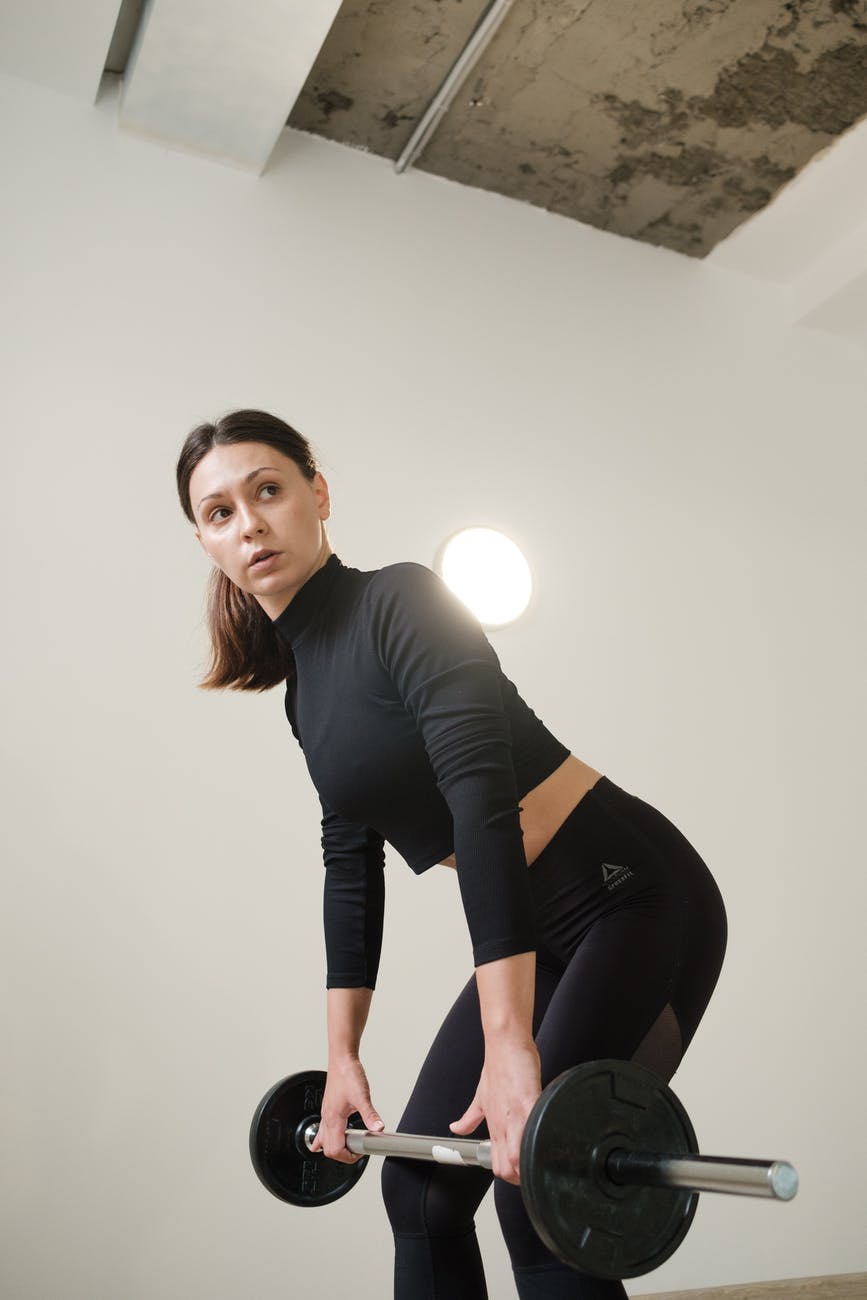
[285,0,867,260]
[2,0,867,343]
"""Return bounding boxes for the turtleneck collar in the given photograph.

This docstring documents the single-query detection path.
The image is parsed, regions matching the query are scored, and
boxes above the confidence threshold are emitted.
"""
[271,553,343,647]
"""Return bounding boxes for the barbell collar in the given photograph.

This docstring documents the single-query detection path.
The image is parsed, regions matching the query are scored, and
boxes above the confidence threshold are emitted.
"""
[606,1150,799,1201]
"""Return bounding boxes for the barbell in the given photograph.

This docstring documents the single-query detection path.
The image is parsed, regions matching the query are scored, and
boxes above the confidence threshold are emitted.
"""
[250,1058,797,1280]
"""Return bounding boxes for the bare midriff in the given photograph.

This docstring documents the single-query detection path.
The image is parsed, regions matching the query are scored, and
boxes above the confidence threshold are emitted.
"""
[440,754,603,870]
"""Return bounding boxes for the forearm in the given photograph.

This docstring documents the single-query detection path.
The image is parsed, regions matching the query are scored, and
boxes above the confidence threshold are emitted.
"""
[475,951,536,1051]
[326,986,374,1063]
[315,986,383,1159]
[452,951,540,1181]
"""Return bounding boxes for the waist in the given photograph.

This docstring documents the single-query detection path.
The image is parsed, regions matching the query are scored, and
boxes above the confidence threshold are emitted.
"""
[520,754,604,865]
[439,754,603,869]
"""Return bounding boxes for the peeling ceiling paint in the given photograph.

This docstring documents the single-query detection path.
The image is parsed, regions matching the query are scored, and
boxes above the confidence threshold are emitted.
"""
[287,0,867,256]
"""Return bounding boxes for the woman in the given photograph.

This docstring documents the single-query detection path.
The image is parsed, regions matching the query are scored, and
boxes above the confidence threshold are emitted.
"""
[177,409,727,1300]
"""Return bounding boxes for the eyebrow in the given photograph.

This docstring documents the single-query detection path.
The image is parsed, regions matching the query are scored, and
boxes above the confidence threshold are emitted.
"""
[197,467,283,511]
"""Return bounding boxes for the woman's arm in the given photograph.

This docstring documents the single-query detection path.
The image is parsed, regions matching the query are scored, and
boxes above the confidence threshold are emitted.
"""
[371,566,545,1180]
[370,566,551,1180]
[310,986,385,1162]
[314,805,386,1161]
[449,952,541,1184]
[371,566,537,969]
[326,984,373,1058]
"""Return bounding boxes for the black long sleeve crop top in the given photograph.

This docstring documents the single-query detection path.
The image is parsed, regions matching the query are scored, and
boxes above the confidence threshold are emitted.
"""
[271,555,570,988]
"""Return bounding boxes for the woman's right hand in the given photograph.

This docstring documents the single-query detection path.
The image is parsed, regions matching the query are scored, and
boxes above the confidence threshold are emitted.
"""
[310,1056,384,1163]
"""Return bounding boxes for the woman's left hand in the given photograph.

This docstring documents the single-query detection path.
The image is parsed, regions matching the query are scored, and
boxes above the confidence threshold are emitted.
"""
[449,1040,542,1184]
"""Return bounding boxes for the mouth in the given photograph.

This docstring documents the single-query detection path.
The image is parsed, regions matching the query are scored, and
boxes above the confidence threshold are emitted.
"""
[249,550,279,569]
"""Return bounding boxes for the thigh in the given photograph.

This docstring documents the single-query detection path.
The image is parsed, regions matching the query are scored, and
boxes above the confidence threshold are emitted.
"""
[395,963,564,1135]
[534,905,687,1086]
[382,962,564,1235]
[528,776,727,1068]
[393,898,690,1154]
[494,906,687,1280]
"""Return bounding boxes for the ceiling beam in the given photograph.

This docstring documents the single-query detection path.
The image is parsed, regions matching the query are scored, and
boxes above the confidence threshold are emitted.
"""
[0,0,124,103]
[119,0,343,171]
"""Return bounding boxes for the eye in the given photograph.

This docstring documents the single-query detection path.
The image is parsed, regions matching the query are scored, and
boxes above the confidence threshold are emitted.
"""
[209,506,231,523]
[259,483,280,499]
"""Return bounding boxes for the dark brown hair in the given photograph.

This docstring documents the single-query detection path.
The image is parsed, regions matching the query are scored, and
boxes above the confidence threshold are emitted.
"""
[176,409,318,691]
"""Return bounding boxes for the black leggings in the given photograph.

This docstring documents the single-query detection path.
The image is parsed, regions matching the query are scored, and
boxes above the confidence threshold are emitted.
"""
[381,777,727,1299]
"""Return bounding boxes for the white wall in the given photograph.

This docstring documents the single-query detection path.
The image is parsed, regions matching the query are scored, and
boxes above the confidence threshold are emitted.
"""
[1,69,865,1300]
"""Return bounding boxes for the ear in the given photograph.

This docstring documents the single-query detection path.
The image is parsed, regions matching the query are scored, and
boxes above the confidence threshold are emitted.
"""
[193,528,210,557]
[313,472,331,521]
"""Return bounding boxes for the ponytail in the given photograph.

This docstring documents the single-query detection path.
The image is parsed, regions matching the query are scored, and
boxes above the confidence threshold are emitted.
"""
[200,567,295,692]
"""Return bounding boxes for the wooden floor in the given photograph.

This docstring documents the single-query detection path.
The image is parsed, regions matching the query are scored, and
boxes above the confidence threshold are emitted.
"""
[638,1274,867,1300]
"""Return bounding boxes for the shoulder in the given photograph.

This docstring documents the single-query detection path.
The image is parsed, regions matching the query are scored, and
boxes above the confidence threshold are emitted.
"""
[360,562,496,675]
[365,562,471,624]
[368,561,441,594]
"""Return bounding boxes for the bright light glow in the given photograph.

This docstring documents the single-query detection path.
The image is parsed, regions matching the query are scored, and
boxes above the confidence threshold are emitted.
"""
[439,528,532,626]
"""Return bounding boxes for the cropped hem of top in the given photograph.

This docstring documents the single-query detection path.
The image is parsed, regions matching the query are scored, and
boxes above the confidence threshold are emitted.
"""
[271,555,570,989]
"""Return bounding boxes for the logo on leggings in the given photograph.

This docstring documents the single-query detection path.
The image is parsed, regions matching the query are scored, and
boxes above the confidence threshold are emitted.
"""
[602,862,633,891]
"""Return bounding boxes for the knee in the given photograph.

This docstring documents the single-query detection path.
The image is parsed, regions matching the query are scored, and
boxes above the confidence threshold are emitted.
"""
[494,1179,553,1270]
[381,1156,419,1233]
[381,1156,488,1237]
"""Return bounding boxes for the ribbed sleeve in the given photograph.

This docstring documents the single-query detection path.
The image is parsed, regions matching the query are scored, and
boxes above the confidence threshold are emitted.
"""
[320,800,385,989]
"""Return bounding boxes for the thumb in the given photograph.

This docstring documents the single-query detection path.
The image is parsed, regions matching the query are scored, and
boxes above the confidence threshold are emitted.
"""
[449,1101,485,1136]
[362,1105,384,1132]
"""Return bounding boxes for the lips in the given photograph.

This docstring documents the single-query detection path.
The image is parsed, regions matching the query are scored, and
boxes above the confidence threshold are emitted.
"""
[249,549,279,568]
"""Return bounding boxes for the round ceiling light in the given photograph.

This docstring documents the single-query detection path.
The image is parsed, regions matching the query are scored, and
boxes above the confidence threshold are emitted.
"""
[438,527,533,627]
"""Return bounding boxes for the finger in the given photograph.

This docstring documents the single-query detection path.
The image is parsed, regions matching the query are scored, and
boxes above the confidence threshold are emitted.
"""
[362,1106,384,1132]
[309,1125,333,1156]
[327,1126,361,1161]
[323,1136,362,1163]
[449,1102,485,1136]
[315,1116,358,1162]
[491,1146,520,1184]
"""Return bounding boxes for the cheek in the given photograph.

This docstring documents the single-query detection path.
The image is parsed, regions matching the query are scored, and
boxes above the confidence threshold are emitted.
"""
[217,553,254,591]
[207,535,239,574]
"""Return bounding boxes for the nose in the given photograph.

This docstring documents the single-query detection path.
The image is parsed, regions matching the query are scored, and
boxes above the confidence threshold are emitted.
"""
[238,501,266,538]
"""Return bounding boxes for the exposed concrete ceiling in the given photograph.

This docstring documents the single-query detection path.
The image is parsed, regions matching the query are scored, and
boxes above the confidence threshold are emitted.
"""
[288,0,867,259]
[3,0,867,344]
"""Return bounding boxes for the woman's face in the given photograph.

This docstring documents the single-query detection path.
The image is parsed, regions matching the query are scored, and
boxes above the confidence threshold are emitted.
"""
[189,441,331,619]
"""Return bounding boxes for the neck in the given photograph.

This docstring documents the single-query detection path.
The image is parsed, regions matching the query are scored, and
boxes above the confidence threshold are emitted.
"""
[255,537,333,621]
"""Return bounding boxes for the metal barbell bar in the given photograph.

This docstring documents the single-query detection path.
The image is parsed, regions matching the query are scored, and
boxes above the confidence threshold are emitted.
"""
[303,1122,798,1200]
[607,1149,799,1200]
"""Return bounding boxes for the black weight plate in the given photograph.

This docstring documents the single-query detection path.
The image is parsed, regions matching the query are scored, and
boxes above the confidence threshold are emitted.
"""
[250,1069,369,1207]
[520,1059,699,1279]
